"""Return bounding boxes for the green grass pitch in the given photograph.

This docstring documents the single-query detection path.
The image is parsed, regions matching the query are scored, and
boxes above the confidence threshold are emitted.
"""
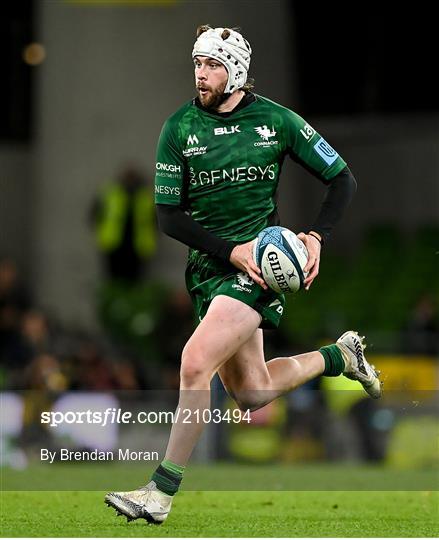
[1,463,438,537]
[1,490,438,537]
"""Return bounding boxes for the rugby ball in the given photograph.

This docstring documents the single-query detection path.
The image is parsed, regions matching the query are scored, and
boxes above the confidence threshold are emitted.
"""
[253,226,308,294]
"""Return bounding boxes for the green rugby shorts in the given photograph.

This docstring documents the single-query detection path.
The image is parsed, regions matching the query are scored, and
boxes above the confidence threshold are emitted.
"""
[185,251,285,329]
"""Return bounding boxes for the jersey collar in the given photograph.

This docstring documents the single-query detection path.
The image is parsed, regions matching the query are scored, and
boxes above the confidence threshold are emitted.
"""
[193,92,256,118]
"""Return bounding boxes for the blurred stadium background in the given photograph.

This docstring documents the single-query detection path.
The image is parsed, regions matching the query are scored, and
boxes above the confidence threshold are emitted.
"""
[0,0,438,483]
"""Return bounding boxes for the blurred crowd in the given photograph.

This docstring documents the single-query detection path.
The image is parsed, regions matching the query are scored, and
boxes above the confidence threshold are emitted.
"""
[0,255,165,393]
[1,250,438,466]
[1,250,438,393]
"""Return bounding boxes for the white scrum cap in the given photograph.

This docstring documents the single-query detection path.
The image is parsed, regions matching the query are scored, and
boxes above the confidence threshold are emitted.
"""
[192,26,252,93]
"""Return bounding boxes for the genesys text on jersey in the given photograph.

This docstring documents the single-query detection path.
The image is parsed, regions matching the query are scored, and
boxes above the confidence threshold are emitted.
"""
[189,164,277,186]
[155,185,181,196]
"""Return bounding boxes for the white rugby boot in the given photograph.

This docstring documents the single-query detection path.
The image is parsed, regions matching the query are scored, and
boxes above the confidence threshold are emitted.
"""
[105,481,173,524]
[336,330,382,399]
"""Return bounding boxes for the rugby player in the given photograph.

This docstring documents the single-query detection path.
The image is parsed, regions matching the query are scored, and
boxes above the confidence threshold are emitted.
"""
[105,24,381,524]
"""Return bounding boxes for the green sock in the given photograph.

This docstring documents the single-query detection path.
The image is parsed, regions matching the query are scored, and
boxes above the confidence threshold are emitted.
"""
[151,459,185,496]
[319,344,345,376]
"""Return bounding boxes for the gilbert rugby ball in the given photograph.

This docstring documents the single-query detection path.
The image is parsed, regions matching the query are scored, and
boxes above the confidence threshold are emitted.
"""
[253,226,309,294]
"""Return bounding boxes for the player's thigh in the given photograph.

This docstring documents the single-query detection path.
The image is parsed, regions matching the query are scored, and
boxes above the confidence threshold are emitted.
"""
[218,328,271,395]
[182,294,262,376]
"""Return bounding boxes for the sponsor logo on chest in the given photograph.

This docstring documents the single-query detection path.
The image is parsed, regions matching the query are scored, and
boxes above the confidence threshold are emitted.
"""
[184,133,207,157]
[189,164,276,186]
[214,125,241,135]
[187,134,199,145]
[183,121,281,158]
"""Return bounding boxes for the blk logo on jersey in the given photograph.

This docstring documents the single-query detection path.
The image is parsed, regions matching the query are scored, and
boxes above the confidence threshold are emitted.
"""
[313,137,339,166]
[214,125,241,136]
[187,134,199,145]
[254,125,278,147]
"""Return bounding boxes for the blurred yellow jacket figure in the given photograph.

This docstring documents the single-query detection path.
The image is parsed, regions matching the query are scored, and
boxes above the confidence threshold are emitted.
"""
[96,182,155,258]
[90,166,156,282]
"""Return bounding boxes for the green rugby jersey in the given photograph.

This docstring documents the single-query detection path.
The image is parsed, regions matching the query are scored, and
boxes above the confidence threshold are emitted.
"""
[155,94,346,243]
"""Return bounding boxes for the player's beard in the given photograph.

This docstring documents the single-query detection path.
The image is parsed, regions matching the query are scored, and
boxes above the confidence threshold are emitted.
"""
[197,80,228,110]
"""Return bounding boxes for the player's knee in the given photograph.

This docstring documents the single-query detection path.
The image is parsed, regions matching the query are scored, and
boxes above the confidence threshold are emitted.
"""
[180,346,209,386]
[180,356,204,385]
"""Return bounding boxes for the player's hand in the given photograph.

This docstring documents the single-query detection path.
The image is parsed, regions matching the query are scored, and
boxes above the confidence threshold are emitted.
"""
[230,241,268,290]
[297,232,321,290]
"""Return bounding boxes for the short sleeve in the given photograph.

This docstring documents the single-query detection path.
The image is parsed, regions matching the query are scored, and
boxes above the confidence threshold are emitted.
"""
[284,110,347,181]
[155,118,185,205]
